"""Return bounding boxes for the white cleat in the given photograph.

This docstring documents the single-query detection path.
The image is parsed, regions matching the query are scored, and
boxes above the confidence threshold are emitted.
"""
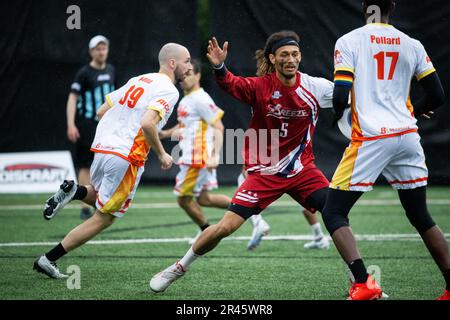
[304,236,330,250]
[43,180,76,220]
[33,255,68,279]
[188,230,202,245]
[247,220,270,250]
[150,262,186,293]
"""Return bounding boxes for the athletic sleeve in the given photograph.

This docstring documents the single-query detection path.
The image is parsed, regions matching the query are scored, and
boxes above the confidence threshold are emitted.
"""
[197,93,225,125]
[215,68,259,106]
[70,68,85,95]
[333,36,355,94]
[414,41,436,81]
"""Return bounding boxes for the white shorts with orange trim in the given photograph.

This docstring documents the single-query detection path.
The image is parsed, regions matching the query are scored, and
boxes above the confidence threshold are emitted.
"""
[174,165,218,197]
[330,132,428,192]
[90,153,144,218]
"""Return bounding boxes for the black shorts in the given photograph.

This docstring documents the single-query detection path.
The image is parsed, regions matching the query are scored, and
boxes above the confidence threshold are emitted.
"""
[72,120,97,169]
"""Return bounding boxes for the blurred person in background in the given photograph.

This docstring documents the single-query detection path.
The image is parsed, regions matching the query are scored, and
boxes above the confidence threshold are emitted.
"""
[65,35,116,220]
[160,59,230,245]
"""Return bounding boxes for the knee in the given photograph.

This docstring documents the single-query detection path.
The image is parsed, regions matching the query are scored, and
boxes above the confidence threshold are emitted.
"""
[93,211,116,229]
[322,207,350,236]
[103,214,116,228]
[405,209,436,235]
[177,196,192,209]
[197,194,211,207]
[214,222,234,238]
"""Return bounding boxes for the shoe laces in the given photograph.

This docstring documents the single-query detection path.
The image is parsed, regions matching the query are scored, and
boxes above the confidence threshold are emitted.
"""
[175,262,186,273]
[47,198,58,209]
[61,180,74,192]
[48,260,61,272]
[160,264,183,279]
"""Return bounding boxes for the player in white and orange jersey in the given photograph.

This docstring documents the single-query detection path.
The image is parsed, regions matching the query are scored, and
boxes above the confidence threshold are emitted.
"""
[33,43,193,279]
[160,59,231,245]
[321,0,450,300]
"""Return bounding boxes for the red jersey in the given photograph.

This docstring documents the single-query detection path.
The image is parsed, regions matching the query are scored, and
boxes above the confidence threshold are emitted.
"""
[217,71,333,178]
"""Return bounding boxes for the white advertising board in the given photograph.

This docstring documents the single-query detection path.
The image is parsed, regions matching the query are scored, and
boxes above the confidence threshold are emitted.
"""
[0,151,77,193]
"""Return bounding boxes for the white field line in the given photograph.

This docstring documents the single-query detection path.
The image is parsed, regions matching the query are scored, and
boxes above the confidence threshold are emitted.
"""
[1,199,450,211]
[0,233,449,247]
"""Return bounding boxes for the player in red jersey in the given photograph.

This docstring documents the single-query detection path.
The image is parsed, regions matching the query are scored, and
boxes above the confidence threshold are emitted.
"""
[150,31,334,292]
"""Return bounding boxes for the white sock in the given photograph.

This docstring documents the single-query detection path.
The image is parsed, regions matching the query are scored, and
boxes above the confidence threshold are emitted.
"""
[249,215,262,227]
[179,247,200,270]
[311,223,324,239]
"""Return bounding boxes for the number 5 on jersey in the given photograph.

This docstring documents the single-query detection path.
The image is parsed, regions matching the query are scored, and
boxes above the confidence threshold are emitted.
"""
[280,123,289,138]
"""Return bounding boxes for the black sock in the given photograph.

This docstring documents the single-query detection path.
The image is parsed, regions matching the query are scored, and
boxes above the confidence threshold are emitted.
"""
[348,259,368,283]
[200,224,210,231]
[45,243,67,262]
[73,185,88,200]
[443,269,450,291]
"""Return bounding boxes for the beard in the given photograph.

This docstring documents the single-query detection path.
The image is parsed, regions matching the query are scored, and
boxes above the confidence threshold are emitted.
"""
[174,65,186,83]
[281,72,296,79]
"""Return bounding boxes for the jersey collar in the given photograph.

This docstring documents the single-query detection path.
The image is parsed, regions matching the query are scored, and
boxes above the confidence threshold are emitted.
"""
[273,71,301,89]
[368,23,393,27]
[184,87,203,97]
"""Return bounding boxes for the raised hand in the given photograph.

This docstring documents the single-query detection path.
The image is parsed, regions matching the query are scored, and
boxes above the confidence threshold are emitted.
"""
[206,37,229,67]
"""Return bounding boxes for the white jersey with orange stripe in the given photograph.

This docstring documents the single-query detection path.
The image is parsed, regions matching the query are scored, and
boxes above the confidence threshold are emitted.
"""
[91,73,179,167]
[334,23,436,140]
[177,88,224,168]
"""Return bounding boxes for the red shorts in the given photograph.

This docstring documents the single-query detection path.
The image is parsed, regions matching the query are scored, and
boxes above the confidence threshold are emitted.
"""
[230,164,329,218]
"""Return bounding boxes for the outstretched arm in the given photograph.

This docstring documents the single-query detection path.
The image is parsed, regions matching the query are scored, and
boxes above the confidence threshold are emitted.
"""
[206,37,258,106]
